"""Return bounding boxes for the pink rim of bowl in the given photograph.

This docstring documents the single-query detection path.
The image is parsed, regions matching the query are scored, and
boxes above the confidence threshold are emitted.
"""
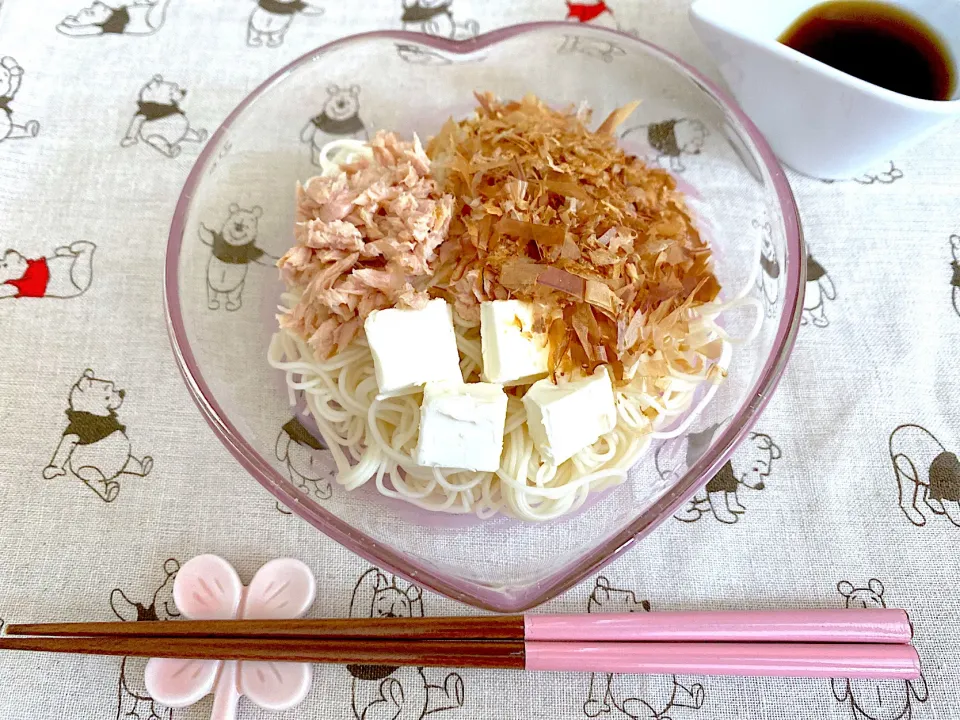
[164,22,805,613]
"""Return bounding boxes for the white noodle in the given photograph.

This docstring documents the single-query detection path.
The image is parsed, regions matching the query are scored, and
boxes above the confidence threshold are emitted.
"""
[265,139,765,522]
[268,297,728,521]
[317,139,373,175]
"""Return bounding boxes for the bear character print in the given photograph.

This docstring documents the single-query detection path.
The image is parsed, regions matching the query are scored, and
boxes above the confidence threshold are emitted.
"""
[831,580,928,720]
[199,203,276,311]
[564,2,639,38]
[653,420,724,499]
[348,568,465,720]
[565,0,612,23]
[621,119,707,173]
[557,34,626,64]
[0,241,96,300]
[43,369,153,503]
[248,0,324,48]
[109,559,181,720]
[121,75,207,158]
[949,234,960,317]
[801,252,835,327]
[0,56,40,144]
[396,43,453,66]
[276,416,334,508]
[854,160,903,185]
[400,0,479,40]
[889,423,960,527]
[584,576,705,719]
[56,0,170,37]
[754,219,781,316]
[301,84,368,167]
[820,161,904,186]
[673,430,782,524]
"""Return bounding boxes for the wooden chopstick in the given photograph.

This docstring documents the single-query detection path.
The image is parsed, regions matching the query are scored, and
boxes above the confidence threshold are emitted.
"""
[0,635,921,679]
[6,616,525,641]
[0,636,524,669]
[5,609,913,644]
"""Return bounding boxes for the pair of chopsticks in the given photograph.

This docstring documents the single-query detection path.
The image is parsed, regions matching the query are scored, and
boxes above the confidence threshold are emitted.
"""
[1,609,920,679]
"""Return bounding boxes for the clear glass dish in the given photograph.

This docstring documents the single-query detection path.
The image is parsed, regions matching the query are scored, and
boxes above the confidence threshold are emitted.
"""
[164,22,804,612]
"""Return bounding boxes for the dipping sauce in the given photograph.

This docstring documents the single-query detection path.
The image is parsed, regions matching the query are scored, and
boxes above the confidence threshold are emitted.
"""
[779,1,956,101]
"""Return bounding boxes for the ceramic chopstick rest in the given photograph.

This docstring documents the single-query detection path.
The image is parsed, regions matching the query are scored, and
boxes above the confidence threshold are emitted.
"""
[144,554,316,720]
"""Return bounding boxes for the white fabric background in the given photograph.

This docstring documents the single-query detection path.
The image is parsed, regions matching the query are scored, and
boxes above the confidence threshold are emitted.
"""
[0,1,958,718]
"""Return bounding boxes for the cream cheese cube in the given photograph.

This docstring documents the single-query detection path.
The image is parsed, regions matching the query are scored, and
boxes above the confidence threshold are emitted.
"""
[363,298,462,397]
[480,300,550,386]
[415,381,508,472]
[522,366,617,466]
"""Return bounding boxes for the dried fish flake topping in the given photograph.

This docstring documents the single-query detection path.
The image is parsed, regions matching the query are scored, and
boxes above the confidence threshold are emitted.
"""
[426,93,721,384]
[279,130,454,357]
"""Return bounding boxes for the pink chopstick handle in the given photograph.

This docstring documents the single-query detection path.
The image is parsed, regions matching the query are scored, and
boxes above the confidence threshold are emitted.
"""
[524,642,921,679]
[524,610,912,643]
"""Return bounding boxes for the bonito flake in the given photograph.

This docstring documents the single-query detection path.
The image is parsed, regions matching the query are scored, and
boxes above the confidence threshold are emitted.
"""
[426,93,721,384]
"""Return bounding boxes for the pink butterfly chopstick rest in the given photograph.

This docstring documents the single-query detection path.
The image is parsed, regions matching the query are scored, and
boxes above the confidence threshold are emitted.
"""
[143,554,317,720]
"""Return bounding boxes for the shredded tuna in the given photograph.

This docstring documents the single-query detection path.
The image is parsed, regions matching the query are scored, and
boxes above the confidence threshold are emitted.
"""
[425,93,721,383]
[279,131,454,357]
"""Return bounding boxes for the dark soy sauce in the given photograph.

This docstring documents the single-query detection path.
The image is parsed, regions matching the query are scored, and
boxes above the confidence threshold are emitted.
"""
[778,1,956,101]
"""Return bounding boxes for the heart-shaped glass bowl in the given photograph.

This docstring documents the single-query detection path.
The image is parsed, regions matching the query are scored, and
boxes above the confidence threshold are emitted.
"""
[165,23,803,612]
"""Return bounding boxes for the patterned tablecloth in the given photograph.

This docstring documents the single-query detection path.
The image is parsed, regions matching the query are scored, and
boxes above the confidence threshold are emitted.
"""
[1,0,959,718]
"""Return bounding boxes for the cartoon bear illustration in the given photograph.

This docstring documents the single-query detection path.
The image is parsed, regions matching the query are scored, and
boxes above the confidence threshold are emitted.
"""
[621,119,707,173]
[754,219,780,315]
[247,0,324,48]
[820,160,904,186]
[274,415,334,513]
[949,234,959,317]
[275,416,334,508]
[43,369,153,503]
[56,0,170,37]
[565,2,637,34]
[348,568,465,720]
[801,252,835,327]
[584,576,705,719]
[301,85,368,167]
[565,0,612,23]
[587,575,651,615]
[654,420,721,486]
[831,580,928,720]
[121,75,207,159]
[673,431,782,524]
[854,160,903,185]
[0,241,96,300]
[205,138,233,179]
[401,0,479,40]
[889,424,960,527]
[557,34,626,63]
[109,559,180,720]
[198,203,275,311]
[395,43,453,66]
[0,56,40,144]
